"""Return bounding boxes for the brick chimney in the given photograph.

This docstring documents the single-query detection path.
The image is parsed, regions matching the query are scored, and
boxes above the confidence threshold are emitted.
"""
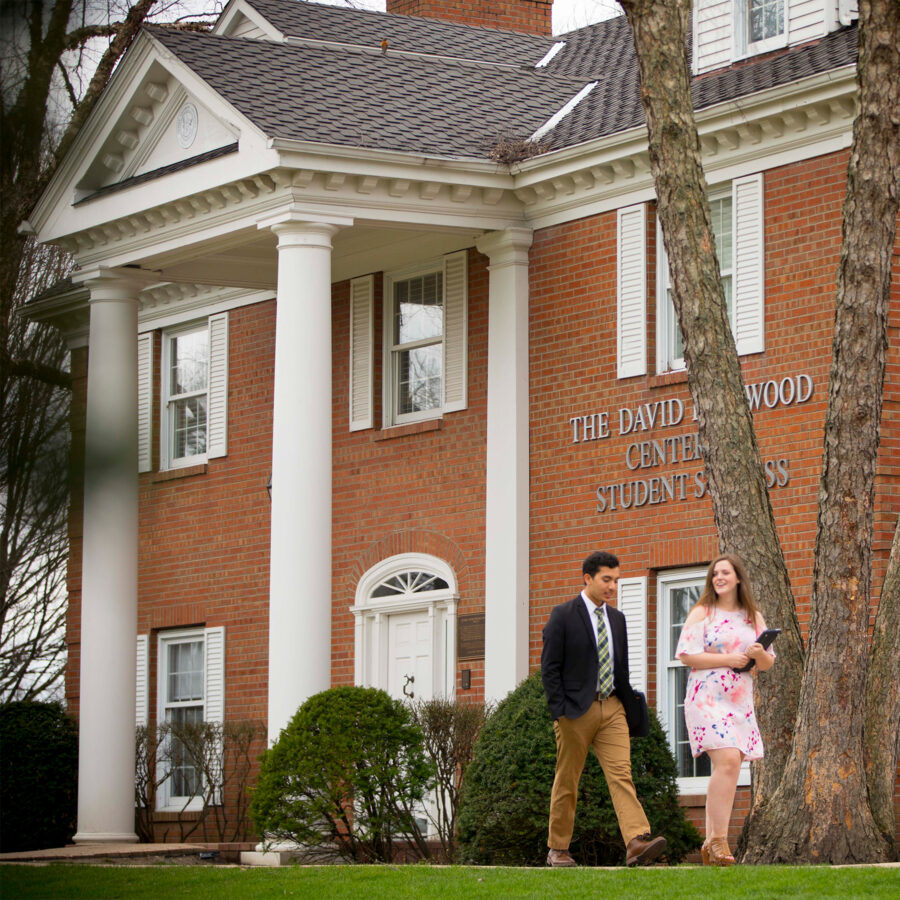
[386,0,553,36]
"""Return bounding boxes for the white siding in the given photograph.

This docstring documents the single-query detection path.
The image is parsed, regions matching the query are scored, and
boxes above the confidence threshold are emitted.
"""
[349,275,374,431]
[206,313,228,459]
[443,251,468,412]
[732,173,765,356]
[694,0,733,73]
[619,577,648,693]
[617,204,647,379]
[789,0,828,44]
[695,0,842,72]
[137,333,153,473]
[226,13,268,40]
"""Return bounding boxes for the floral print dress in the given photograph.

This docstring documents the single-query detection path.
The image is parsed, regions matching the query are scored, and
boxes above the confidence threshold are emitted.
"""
[675,606,771,760]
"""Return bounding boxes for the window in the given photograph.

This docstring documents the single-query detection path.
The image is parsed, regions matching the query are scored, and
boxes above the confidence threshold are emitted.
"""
[739,0,787,55]
[377,252,468,428]
[390,268,444,420]
[657,570,749,793]
[654,173,764,374]
[163,636,205,800]
[660,192,732,371]
[153,313,228,470]
[165,325,209,464]
[151,627,225,810]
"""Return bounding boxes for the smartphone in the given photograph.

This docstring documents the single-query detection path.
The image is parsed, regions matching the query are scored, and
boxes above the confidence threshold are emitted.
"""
[732,628,781,673]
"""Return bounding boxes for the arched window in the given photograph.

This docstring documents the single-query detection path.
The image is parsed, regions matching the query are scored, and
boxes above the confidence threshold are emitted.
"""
[351,554,457,700]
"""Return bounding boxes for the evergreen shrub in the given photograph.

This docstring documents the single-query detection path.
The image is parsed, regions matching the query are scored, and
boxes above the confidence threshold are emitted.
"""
[250,686,433,862]
[0,701,78,852]
[457,671,701,866]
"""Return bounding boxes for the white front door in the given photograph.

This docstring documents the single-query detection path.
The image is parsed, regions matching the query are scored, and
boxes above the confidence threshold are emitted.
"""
[387,610,433,702]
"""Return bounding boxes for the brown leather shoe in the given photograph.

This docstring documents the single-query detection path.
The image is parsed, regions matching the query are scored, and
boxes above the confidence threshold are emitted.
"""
[625,833,667,866]
[546,848,578,867]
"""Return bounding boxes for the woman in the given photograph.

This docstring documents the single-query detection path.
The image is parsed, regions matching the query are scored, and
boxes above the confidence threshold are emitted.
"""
[675,554,775,866]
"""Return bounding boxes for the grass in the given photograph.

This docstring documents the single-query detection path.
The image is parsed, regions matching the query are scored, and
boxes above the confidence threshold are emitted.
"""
[0,863,897,899]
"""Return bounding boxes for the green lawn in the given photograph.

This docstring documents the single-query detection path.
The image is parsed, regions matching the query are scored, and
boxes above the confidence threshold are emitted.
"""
[1,863,898,899]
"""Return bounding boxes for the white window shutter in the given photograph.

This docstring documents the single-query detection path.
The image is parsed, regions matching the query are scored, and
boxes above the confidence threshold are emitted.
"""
[349,275,374,431]
[136,634,149,727]
[204,626,225,723]
[137,334,153,473]
[204,626,225,805]
[618,577,648,693]
[207,313,229,458]
[442,251,468,412]
[617,204,647,379]
[732,173,765,356]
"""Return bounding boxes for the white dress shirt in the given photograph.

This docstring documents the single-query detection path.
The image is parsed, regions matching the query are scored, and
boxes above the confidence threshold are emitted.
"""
[581,590,615,690]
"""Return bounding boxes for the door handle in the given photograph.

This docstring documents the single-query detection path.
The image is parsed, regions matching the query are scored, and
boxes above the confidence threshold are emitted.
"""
[402,673,415,698]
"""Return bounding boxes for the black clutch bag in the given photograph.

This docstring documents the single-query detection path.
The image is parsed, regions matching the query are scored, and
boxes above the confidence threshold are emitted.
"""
[732,628,781,672]
[629,689,650,738]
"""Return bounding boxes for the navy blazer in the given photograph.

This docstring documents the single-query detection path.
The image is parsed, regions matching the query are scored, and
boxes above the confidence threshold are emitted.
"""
[541,594,642,732]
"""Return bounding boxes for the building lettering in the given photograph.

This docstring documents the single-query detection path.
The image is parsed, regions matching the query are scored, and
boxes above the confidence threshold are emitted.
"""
[596,459,790,513]
[570,372,814,444]
[567,371,811,515]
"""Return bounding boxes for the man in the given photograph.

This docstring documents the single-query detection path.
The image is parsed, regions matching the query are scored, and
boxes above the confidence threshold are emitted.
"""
[541,550,666,867]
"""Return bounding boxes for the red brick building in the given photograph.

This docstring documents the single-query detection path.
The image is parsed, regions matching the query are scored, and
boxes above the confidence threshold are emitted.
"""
[26,0,898,852]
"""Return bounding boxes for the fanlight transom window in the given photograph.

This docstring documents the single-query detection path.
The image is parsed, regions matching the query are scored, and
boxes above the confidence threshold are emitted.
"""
[372,571,450,598]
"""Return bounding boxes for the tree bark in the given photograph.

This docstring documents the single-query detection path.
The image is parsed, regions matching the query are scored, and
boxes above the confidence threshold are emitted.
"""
[741,0,900,863]
[866,517,900,850]
[618,0,804,802]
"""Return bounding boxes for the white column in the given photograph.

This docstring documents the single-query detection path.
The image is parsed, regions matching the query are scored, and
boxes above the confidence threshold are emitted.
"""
[476,228,533,704]
[259,214,349,742]
[72,269,142,843]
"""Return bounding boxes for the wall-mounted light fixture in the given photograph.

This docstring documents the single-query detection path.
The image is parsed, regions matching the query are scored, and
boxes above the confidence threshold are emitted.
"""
[266,473,272,501]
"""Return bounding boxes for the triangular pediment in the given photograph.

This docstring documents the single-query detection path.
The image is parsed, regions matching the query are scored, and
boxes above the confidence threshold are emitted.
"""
[74,59,240,200]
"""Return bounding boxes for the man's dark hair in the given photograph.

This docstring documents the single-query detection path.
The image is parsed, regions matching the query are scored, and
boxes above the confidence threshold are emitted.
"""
[582,551,620,577]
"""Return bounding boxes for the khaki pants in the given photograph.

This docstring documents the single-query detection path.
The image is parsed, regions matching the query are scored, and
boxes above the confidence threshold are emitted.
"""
[548,695,650,850]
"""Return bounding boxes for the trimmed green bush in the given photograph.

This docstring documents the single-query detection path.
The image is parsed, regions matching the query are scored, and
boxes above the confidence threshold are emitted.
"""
[250,686,433,862]
[457,671,701,866]
[0,701,78,852]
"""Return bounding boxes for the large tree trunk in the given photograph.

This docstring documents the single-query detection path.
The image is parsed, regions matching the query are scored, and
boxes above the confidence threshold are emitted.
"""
[741,0,900,863]
[866,517,900,851]
[618,0,804,801]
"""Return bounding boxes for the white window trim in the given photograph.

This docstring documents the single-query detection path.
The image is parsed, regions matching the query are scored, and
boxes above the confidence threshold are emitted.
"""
[351,553,458,701]
[155,627,226,812]
[383,261,445,427]
[157,314,228,470]
[657,568,750,793]
[734,0,787,60]
[160,321,210,471]
[380,252,467,427]
[656,183,741,375]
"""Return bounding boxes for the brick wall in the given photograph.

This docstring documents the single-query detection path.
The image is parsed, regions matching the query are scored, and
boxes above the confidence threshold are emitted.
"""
[330,248,491,699]
[386,0,553,35]
[527,146,900,836]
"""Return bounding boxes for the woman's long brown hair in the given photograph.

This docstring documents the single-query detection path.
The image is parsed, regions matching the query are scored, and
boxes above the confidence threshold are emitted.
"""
[696,553,760,624]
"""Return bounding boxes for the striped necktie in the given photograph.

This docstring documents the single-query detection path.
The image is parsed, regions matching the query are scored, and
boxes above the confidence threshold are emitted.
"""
[594,607,614,698]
